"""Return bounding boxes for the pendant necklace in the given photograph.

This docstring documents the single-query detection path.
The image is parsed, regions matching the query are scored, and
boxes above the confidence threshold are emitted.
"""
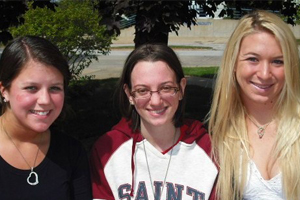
[143,128,177,199]
[245,113,273,139]
[3,126,42,186]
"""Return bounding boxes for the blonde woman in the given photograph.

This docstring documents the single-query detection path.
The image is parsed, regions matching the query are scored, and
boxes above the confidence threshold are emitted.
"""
[208,10,300,199]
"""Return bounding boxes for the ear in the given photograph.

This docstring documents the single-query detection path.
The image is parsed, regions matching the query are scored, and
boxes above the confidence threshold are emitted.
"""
[0,82,9,101]
[179,78,187,100]
[123,84,134,105]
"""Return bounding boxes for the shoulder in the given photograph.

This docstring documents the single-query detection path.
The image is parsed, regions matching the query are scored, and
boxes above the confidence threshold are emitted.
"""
[47,128,89,168]
[181,119,212,153]
[181,119,208,140]
[90,118,137,157]
[50,128,83,146]
[183,119,206,130]
[49,128,86,156]
[92,128,130,153]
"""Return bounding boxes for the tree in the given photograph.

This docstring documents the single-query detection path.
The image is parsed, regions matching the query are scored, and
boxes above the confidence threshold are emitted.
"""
[94,0,298,47]
[10,0,114,79]
[294,2,300,24]
[0,0,55,45]
[94,0,198,47]
[211,0,298,25]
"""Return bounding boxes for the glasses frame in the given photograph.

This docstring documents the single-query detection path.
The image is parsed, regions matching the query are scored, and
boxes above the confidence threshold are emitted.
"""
[130,86,180,99]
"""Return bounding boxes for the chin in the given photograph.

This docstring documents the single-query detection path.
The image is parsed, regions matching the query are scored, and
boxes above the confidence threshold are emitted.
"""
[252,98,274,105]
[32,124,52,133]
[149,118,173,127]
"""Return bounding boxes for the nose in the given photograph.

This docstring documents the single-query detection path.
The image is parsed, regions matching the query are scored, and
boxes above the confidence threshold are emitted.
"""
[257,61,271,79]
[149,91,162,105]
[37,89,51,104]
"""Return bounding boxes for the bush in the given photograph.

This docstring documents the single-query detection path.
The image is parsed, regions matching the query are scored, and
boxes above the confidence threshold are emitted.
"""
[10,0,114,79]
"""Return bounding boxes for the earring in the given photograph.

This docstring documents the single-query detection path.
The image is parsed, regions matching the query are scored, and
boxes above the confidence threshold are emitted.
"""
[129,100,134,105]
[3,98,7,103]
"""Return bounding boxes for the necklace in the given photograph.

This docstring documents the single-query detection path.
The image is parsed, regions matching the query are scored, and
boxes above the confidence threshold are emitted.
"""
[2,126,42,186]
[245,113,273,139]
[143,128,177,199]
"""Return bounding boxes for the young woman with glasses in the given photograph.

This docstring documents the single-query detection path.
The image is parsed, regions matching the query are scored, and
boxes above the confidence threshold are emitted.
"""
[90,43,218,200]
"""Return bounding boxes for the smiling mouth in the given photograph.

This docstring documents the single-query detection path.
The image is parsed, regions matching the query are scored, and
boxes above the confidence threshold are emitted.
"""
[30,110,50,116]
[149,108,166,114]
[251,82,274,89]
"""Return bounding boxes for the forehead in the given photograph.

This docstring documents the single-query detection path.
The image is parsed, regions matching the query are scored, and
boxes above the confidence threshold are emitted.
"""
[239,31,282,54]
[130,61,176,86]
[13,60,63,82]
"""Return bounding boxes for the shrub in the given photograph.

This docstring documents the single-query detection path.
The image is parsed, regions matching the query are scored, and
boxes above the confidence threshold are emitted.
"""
[10,0,114,79]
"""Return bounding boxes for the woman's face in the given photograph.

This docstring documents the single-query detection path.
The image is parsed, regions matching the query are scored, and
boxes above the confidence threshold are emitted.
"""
[125,61,186,128]
[0,60,65,133]
[235,31,285,107]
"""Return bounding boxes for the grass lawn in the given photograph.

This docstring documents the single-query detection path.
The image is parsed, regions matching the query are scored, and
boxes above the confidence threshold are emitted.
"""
[183,66,218,78]
[53,67,217,151]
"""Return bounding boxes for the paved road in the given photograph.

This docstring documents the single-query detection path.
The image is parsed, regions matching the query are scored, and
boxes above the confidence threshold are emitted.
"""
[82,46,224,80]
[0,43,223,88]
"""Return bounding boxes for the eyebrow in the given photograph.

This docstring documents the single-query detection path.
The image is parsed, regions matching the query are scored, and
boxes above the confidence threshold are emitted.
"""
[133,81,176,88]
[241,52,283,59]
[21,81,64,86]
[241,52,259,57]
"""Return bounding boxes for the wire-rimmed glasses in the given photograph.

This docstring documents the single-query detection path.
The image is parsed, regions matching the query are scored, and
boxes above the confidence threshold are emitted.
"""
[130,86,180,100]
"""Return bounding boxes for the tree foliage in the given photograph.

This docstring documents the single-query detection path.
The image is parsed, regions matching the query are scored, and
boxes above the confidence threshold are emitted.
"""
[10,0,114,79]
[0,0,55,45]
[95,0,298,47]
[204,0,298,25]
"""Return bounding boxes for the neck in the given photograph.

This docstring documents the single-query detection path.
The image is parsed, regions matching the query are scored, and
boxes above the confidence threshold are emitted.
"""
[0,115,45,143]
[243,102,275,125]
[140,122,178,152]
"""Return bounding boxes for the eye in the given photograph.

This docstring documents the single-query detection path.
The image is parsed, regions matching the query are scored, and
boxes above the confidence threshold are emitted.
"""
[24,86,37,92]
[160,86,173,93]
[50,86,63,92]
[246,57,258,62]
[272,59,284,66]
[136,88,150,95]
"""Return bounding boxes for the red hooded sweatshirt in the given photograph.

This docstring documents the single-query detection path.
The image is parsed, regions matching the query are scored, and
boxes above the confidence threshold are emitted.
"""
[90,118,218,200]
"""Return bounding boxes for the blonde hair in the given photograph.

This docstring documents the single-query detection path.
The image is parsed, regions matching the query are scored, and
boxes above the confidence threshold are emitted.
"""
[208,10,300,200]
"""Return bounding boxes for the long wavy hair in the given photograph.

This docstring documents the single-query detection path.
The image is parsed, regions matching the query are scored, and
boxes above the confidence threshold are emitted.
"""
[208,10,300,200]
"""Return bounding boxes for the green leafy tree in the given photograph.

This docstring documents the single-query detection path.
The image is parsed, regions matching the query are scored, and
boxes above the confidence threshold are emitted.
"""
[10,0,114,79]
[0,0,56,45]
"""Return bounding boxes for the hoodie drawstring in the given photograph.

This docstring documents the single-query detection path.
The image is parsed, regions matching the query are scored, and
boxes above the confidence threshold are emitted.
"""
[130,133,139,197]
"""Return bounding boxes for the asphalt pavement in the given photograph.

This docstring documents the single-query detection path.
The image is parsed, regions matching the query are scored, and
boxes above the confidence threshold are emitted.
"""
[82,40,225,89]
[0,38,225,88]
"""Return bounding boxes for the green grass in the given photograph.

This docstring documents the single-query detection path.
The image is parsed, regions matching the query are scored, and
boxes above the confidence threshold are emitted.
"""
[183,66,219,77]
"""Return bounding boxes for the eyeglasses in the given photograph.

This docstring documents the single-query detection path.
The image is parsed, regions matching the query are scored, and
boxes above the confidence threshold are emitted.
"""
[130,86,180,99]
